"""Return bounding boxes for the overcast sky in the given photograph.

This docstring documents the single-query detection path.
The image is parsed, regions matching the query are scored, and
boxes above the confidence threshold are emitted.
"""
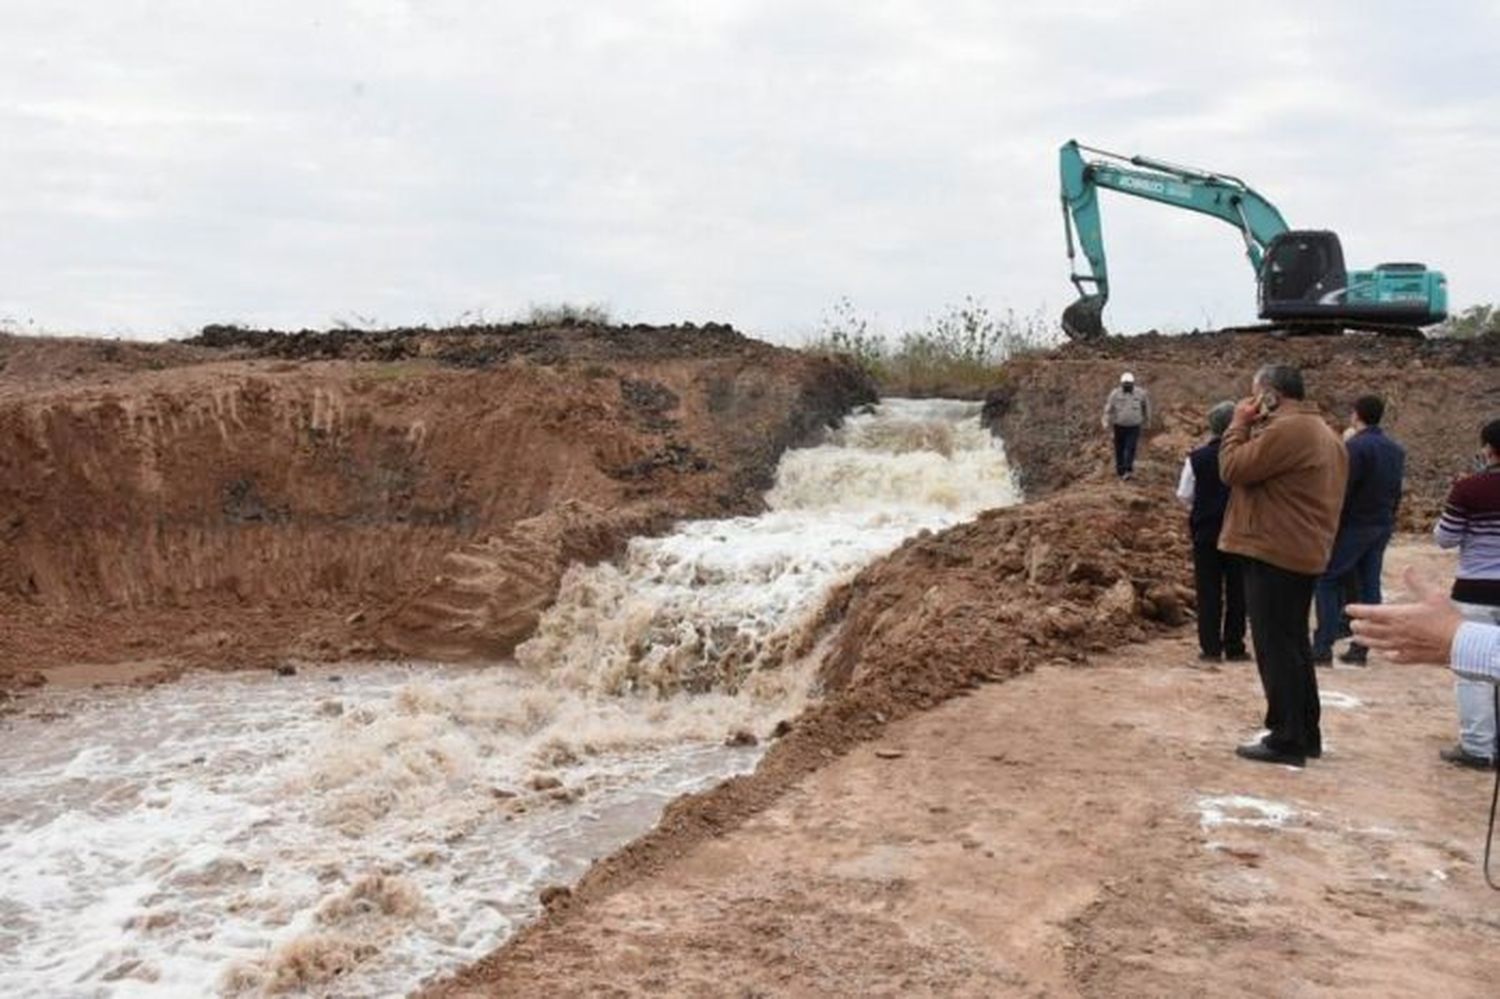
[2,1,1496,343]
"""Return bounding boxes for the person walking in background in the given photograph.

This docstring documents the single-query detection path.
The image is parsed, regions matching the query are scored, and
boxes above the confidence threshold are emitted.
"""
[1312,395,1406,666]
[1102,372,1150,480]
[1218,364,1348,767]
[1433,417,1500,771]
[1176,401,1248,663]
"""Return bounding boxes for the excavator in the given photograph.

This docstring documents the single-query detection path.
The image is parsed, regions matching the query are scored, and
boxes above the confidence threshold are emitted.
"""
[1058,139,1448,340]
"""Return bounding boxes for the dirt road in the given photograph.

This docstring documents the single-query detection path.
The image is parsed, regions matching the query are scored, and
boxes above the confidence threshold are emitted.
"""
[434,540,1500,997]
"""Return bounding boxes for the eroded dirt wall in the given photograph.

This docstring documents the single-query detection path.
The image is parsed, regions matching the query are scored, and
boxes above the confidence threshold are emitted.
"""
[0,329,873,678]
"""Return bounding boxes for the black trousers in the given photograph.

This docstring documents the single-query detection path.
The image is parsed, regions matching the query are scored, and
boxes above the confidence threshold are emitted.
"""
[1112,424,1141,476]
[1242,557,1321,756]
[1193,541,1246,657]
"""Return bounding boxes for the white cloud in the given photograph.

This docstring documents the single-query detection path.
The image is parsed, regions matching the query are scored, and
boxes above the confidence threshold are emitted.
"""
[0,0,1496,340]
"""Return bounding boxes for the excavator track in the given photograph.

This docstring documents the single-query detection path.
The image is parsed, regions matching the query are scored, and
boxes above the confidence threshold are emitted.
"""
[1216,319,1426,340]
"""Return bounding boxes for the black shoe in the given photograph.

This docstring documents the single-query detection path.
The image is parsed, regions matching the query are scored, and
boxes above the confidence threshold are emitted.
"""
[1312,652,1332,667]
[1198,651,1222,663]
[1338,644,1368,666]
[1224,650,1251,662]
[1440,745,1497,771]
[1236,740,1306,768]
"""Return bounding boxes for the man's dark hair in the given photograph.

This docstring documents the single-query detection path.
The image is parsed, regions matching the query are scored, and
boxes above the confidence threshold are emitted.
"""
[1253,363,1306,400]
[1353,395,1385,426]
[1483,418,1500,452]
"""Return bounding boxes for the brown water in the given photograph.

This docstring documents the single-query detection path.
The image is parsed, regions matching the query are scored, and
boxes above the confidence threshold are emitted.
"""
[0,399,1019,997]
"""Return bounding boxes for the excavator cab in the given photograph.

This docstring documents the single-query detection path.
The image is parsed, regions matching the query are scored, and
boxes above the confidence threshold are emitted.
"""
[1258,230,1447,327]
[1258,230,1347,313]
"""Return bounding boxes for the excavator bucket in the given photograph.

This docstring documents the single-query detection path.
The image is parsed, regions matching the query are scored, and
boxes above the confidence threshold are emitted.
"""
[1061,294,1107,341]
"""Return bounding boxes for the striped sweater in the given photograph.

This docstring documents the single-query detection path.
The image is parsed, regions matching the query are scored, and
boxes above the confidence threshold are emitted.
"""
[1436,466,1500,606]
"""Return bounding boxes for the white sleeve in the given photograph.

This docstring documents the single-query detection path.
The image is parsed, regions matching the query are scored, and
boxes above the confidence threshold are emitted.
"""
[1451,622,1500,684]
[1175,458,1196,506]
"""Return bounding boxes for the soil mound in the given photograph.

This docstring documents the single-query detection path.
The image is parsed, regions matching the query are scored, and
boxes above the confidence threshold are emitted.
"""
[0,326,874,687]
[185,320,762,367]
[984,331,1498,526]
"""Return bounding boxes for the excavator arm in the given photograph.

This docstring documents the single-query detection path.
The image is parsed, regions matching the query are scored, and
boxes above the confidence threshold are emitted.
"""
[1059,139,1291,339]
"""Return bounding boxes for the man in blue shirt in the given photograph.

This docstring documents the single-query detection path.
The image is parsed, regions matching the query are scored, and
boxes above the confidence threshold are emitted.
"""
[1313,395,1406,666]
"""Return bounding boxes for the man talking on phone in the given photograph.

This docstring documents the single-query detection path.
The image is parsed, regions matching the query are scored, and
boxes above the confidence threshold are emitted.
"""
[1218,364,1349,767]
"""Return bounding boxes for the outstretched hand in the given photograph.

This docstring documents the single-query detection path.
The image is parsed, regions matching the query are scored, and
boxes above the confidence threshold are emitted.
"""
[1347,568,1464,665]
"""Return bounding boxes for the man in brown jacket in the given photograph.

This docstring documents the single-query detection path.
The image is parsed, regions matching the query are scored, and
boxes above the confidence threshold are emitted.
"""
[1219,363,1349,767]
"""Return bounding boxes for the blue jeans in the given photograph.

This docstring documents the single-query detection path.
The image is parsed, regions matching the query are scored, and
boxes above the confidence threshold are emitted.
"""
[1312,524,1391,657]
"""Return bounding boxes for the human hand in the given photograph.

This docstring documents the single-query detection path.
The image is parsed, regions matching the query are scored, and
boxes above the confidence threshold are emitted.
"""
[1347,568,1464,665]
[1230,397,1260,429]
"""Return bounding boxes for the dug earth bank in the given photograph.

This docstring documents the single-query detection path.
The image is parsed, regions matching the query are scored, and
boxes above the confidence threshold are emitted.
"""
[429,332,1500,997]
[6,327,1498,995]
[0,323,872,689]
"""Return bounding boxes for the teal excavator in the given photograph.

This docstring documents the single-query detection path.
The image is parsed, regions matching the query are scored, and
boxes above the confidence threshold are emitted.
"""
[1058,139,1448,340]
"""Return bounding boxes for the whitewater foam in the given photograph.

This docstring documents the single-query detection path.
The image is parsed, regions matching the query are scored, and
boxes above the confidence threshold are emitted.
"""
[0,398,1019,997]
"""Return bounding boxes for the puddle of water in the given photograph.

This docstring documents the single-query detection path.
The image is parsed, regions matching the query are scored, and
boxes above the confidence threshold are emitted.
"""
[0,398,1021,997]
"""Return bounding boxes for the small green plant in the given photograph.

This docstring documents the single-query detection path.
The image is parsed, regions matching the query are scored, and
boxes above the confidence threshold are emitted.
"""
[805,297,1061,396]
[1433,303,1500,339]
[526,302,613,326]
[809,296,888,375]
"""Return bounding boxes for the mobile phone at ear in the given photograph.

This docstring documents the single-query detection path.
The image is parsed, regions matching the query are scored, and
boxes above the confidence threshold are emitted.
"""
[1257,391,1280,416]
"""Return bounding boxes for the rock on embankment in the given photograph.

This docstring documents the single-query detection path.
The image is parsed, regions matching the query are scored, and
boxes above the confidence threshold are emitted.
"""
[0,324,874,682]
[982,331,1500,526]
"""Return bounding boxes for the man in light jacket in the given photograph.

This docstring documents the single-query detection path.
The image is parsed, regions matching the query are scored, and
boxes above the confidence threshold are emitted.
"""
[1219,364,1349,767]
[1102,372,1150,480]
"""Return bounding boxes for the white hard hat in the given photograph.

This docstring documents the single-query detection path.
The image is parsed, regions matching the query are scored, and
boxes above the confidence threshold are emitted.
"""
[1120,372,1135,383]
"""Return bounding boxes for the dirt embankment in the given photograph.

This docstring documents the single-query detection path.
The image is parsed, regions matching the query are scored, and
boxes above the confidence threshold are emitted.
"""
[426,484,1193,997]
[0,324,873,688]
[983,332,1500,526]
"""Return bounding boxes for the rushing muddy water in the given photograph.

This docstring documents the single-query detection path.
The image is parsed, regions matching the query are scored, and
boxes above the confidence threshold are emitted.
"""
[0,398,1019,997]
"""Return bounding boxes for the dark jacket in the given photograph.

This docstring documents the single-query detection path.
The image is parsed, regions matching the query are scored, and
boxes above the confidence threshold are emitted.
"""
[1189,438,1231,547]
[1339,426,1405,531]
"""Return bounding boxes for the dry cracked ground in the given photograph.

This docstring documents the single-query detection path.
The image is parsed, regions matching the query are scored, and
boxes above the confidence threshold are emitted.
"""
[435,540,1500,998]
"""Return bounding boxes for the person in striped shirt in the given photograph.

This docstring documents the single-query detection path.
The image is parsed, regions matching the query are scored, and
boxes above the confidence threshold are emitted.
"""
[1433,417,1500,770]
